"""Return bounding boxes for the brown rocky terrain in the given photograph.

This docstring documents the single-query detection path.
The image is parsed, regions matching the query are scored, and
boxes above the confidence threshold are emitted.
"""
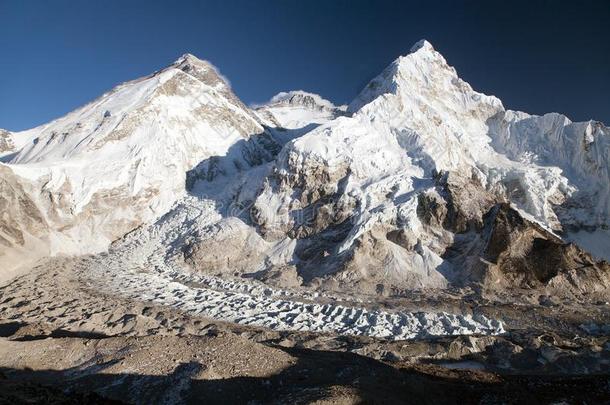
[0,256,609,403]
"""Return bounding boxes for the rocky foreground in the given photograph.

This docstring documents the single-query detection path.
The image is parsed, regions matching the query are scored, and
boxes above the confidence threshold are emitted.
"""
[0,256,608,403]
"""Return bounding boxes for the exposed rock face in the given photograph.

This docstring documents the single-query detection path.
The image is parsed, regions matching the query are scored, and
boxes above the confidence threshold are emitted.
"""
[0,166,47,248]
[0,130,14,154]
[0,165,50,277]
[476,203,610,295]
[252,148,353,240]
[437,171,499,233]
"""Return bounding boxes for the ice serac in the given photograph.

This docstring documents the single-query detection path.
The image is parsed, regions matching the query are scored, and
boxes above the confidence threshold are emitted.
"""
[0,53,276,275]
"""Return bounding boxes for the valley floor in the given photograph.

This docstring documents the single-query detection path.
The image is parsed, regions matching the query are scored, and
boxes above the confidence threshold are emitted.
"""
[0,257,609,404]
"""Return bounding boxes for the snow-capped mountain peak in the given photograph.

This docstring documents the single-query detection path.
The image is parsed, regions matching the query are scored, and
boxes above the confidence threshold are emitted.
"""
[349,39,502,115]
[266,91,338,111]
[174,52,202,63]
[254,91,346,131]
[409,38,434,53]
[245,38,610,294]
[170,52,232,92]
[0,53,269,273]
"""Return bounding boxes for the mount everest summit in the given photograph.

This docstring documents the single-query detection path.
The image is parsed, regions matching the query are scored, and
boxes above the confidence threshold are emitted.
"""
[1,40,609,301]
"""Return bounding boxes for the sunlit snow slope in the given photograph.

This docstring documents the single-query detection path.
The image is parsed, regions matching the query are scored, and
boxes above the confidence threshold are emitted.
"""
[0,54,272,275]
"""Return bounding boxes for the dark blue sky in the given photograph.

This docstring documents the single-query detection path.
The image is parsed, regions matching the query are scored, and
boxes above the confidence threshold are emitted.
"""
[1,0,609,131]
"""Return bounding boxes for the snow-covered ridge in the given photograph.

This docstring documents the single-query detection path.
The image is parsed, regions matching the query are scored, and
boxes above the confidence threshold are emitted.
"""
[9,54,256,164]
[254,90,346,134]
[265,90,339,111]
[488,111,610,229]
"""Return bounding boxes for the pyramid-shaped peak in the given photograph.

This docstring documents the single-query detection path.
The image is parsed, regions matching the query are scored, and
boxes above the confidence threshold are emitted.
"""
[391,39,445,71]
[409,39,435,53]
[172,53,218,70]
[399,39,445,66]
[169,53,231,91]
[180,52,199,60]
[348,39,501,113]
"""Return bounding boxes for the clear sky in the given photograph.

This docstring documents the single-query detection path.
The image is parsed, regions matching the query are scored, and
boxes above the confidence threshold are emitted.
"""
[1,0,609,131]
